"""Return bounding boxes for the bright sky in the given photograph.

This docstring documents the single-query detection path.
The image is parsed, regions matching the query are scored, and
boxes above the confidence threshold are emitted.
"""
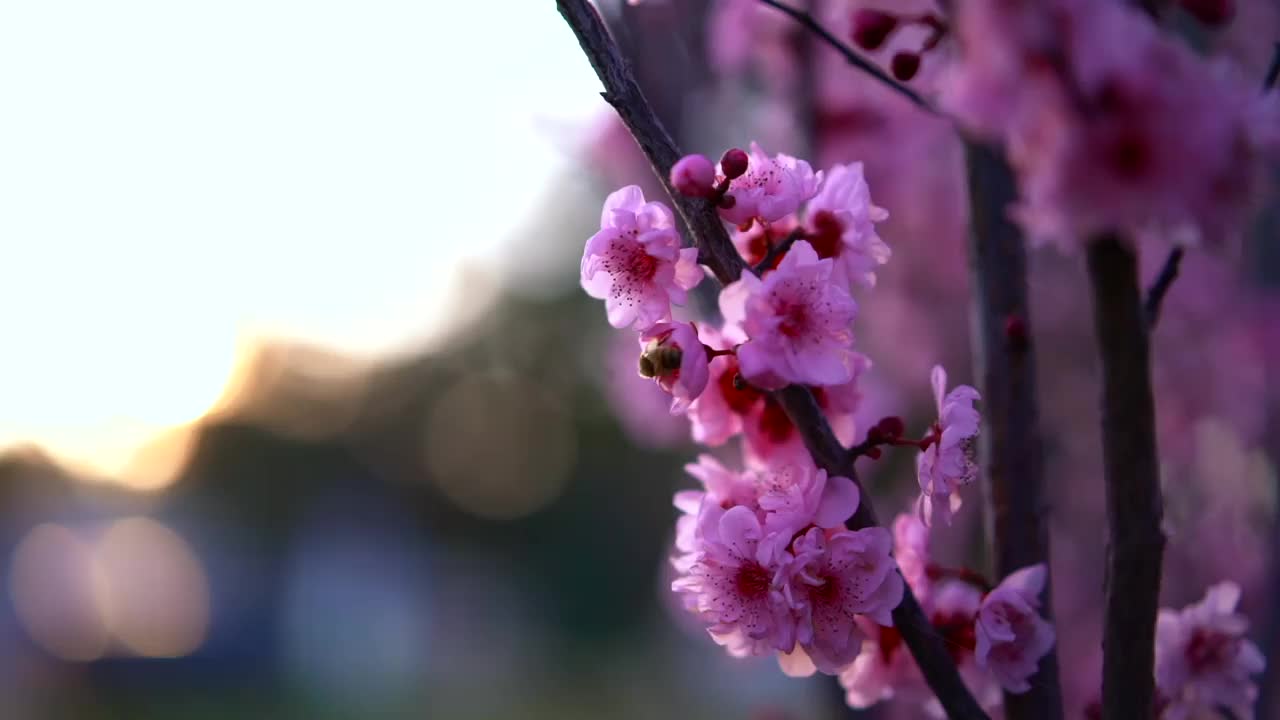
[0,1,605,477]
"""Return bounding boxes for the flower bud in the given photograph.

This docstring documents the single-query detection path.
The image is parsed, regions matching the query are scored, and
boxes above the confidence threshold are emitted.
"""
[671,154,717,197]
[891,52,920,82]
[851,9,897,51]
[1179,0,1235,25]
[719,147,749,179]
[873,415,906,440]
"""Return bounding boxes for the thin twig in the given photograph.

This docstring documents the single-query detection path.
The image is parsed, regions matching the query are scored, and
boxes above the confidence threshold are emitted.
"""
[964,140,1063,720]
[1264,42,1280,90]
[753,228,804,274]
[1086,233,1166,720]
[755,0,937,114]
[555,2,989,718]
[1143,246,1184,328]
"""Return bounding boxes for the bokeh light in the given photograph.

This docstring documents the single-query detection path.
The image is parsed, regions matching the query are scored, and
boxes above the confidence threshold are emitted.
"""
[9,518,210,661]
[425,374,577,520]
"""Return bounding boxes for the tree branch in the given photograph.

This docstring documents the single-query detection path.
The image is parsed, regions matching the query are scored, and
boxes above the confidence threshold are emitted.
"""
[755,0,936,114]
[556,2,989,717]
[1143,246,1184,329]
[1085,233,1166,720]
[1265,42,1280,91]
[964,141,1064,720]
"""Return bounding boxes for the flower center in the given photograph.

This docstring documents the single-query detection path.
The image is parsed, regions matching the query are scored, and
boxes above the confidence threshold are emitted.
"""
[734,563,772,599]
[625,243,659,281]
[807,210,844,259]
[878,625,903,664]
[757,396,796,444]
[778,302,811,338]
[717,359,763,415]
[933,610,978,664]
[1186,627,1238,674]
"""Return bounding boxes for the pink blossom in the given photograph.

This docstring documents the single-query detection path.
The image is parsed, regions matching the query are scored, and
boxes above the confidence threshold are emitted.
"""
[718,142,821,226]
[672,505,798,656]
[741,360,868,468]
[674,454,759,558]
[975,564,1055,693]
[580,185,703,329]
[757,464,860,536]
[840,580,1002,715]
[916,365,981,526]
[687,323,751,446]
[804,162,891,288]
[785,526,904,674]
[945,0,1269,245]
[720,240,859,390]
[637,322,710,414]
[1155,581,1265,720]
[892,513,932,601]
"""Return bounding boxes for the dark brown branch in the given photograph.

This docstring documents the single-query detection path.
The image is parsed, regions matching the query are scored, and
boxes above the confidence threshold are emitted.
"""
[964,141,1063,720]
[755,0,936,114]
[1142,246,1184,329]
[556,2,989,718]
[1085,233,1166,720]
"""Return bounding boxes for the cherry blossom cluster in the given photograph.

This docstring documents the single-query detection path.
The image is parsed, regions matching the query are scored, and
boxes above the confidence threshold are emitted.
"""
[578,142,1056,710]
[840,514,1053,716]
[942,0,1279,246]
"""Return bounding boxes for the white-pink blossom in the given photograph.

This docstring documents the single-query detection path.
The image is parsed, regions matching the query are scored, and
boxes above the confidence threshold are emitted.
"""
[974,564,1055,693]
[580,185,703,329]
[804,162,891,288]
[718,142,821,226]
[720,240,858,390]
[1155,581,1265,720]
[916,364,981,526]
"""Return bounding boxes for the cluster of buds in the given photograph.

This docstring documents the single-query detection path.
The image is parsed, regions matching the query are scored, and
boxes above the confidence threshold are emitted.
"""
[849,8,949,82]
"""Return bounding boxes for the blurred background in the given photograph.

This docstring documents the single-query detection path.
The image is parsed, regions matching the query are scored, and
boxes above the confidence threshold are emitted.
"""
[1,1,1278,718]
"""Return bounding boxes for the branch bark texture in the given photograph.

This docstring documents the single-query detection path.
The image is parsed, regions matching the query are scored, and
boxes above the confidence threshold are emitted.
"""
[1085,233,1166,720]
[964,141,1064,720]
[556,2,990,717]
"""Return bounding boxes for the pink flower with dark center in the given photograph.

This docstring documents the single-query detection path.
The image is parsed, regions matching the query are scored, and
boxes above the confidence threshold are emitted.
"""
[718,142,821,226]
[916,365,981,526]
[672,505,798,657]
[839,580,1002,716]
[637,322,710,414]
[974,564,1055,693]
[804,162,891,288]
[784,526,904,675]
[1155,581,1265,720]
[581,185,703,329]
[721,240,859,390]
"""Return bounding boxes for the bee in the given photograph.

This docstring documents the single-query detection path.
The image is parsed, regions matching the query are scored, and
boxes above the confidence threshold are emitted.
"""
[637,340,683,379]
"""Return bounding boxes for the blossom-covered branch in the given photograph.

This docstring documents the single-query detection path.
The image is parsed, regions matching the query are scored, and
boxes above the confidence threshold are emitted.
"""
[1086,233,1166,720]
[965,141,1064,720]
[556,2,992,718]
